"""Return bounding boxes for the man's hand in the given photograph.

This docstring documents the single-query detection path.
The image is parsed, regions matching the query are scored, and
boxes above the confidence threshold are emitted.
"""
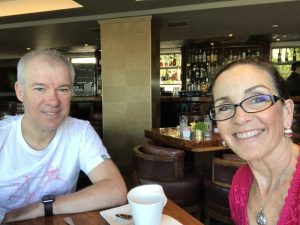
[2,202,43,223]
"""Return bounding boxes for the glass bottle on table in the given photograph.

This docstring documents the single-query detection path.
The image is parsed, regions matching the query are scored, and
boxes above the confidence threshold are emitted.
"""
[204,115,212,140]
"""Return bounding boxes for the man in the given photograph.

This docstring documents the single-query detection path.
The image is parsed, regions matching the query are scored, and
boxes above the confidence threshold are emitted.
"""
[0,49,127,223]
[286,61,300,96]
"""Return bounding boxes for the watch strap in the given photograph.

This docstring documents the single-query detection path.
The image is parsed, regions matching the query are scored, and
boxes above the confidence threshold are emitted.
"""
[42,195,55,217]
[43,201,53,217]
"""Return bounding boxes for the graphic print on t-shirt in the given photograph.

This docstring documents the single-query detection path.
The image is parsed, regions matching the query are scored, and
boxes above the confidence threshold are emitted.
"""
[5,167,66,205]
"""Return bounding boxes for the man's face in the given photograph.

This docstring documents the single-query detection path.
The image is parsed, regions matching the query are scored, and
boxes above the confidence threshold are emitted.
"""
[15,56,72,133]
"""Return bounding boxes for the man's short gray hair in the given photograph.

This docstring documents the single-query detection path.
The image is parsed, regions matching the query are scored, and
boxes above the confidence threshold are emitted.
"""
[17,49,75,86]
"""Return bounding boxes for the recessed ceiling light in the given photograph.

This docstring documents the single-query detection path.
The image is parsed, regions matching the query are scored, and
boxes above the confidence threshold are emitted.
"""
[272,24,279,28]
[228,33,233,37]
[26,47,31,51]
[276,38,281,41]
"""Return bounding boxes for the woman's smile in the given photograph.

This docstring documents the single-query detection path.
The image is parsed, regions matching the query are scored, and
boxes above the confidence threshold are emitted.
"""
[234,129,264,139]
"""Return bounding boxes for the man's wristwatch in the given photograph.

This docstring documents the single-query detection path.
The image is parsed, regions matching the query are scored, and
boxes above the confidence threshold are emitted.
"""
[42,195,55,217]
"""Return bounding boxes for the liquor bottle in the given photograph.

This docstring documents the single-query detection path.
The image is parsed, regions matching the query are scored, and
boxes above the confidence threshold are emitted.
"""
[224,51,229,63]
[256,49,261,58]
[169,54,173,66]
[233,51,237,60]
[284,49,289,62]
[187,49,192,65]
[190,49,195,63]
[194,49,199,63]
[172,54,177,66]
[237,50,241,60]
[293,48,297,62]
[214,49,218,62]
[207,50,211,62]
[278,49,282,63]
[229,50,233,62]
[198,49,203,62]
[210,50,214,62]
[193,64,200,79]
[202,50,207,63]
[242,49,246,59]
[246,49,251,58]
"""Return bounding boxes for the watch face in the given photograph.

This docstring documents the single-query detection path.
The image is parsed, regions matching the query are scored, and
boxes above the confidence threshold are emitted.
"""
[42,194,55,203]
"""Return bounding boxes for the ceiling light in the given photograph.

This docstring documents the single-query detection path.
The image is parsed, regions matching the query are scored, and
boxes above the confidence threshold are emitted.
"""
[272,24,279,28]
[0,0,82,17]
[228,33,233,37]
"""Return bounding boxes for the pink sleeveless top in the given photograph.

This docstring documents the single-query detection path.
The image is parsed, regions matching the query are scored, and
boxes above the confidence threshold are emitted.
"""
[229,154,300,225]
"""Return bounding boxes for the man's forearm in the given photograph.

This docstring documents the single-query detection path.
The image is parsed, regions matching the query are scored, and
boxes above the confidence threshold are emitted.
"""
[53,177,127,214]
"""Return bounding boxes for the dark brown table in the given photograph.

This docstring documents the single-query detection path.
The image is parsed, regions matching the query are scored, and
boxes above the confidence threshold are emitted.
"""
[145,127,228,152]
[8,200,204,225]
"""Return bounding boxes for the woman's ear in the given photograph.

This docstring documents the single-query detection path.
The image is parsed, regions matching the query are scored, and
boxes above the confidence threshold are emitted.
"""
[283,99,294,128]
[14,82,24,103]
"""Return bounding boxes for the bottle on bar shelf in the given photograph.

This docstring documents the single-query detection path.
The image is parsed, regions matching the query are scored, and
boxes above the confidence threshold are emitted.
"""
[278,49,282,63]
[293,48,297,62]
[285,48,289,62]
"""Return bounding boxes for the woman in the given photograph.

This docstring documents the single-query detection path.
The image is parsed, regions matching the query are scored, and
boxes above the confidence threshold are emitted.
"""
[209,59,300,225]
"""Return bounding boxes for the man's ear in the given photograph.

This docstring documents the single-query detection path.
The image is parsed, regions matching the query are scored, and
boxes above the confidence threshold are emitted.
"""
[283,99,294,128]
[15,82,24,103]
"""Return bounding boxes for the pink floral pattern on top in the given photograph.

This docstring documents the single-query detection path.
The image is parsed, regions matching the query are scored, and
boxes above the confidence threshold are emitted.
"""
[229,153,300,225]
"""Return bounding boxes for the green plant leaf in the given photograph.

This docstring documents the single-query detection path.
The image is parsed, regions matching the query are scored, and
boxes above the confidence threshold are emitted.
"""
[195,121,207,131]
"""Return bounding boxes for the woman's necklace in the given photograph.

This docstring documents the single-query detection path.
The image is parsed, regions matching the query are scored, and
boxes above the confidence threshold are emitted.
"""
[255,148,295,225]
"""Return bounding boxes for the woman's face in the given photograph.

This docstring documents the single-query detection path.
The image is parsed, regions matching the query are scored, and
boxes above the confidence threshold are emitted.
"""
[213,64,293,161]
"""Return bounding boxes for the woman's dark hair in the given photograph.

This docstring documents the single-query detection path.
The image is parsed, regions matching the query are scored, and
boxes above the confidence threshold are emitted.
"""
[212,58,289,99]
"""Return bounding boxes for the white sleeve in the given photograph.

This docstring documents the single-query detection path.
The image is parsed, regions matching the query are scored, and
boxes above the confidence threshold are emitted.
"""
[78,122,110,174]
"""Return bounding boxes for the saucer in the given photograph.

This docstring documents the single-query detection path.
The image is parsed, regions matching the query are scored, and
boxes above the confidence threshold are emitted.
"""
[100,204,182,225]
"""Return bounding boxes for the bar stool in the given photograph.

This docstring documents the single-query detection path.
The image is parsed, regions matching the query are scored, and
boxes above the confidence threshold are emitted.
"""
[132,140,203,218]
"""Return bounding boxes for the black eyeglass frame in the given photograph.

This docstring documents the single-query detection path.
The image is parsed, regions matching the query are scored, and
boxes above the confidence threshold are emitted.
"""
[209,94,285,121]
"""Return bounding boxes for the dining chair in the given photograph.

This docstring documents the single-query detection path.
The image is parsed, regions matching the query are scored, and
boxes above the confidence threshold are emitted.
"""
[132,140,203,218]
[203,156,245,225]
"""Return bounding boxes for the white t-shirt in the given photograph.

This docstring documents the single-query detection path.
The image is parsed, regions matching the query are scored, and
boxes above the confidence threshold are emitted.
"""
[0,115,110,221]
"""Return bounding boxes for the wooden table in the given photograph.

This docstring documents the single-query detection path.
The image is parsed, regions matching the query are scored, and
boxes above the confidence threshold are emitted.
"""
[145,128,227,152]
[8,200,204,225]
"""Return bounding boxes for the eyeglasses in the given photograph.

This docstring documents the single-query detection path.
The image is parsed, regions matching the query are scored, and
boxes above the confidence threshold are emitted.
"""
[209,94,285,121]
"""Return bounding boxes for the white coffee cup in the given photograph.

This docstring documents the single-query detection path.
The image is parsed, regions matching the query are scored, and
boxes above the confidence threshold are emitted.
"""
[127,184,167,225]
